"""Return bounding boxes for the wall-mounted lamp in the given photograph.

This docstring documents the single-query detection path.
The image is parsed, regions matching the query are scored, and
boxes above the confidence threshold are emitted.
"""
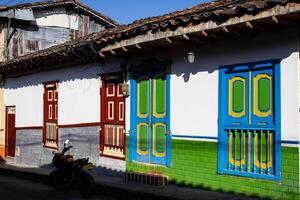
[121,83,130,97]
[186,52,195,64]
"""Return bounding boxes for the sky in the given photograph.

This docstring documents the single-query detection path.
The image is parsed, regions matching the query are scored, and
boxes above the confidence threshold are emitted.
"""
[0,0,211,24]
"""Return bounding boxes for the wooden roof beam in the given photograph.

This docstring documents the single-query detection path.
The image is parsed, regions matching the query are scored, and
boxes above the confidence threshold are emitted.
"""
[201,30,208,37]
[222,26,229,33]
[135,44,142,49]
[165,37,172,43]
[110,49,116,55]
[122,46,128,52]
[183,34,190,40]
[272,16,279,23]
[246,21,254,29]
[99,52,105,57]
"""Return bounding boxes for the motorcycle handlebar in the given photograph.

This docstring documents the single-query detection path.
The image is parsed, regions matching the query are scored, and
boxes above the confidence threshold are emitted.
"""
[62,145,73,155]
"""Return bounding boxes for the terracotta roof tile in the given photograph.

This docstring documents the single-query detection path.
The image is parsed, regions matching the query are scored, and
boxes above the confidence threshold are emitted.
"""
[0,0,298,74]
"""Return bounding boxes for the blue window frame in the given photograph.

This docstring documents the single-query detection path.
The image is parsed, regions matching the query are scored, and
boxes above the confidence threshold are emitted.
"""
[218,59,281,181]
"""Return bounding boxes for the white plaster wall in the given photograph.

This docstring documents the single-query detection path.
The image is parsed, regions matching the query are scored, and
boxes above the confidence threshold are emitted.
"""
[169,28,299,141]
[5,60,123,127]
[35,7,79,30]
[3,28,299,142]
[5,83,43,127]
[59,76,99,125]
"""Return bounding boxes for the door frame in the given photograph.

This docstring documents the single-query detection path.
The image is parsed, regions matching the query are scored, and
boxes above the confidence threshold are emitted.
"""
[217,59,281,181]
[129,64,171,167]
[5,105,16,157]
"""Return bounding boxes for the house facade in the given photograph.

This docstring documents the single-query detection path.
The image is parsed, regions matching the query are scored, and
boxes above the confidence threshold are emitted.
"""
[0,0,299,199]
[0,0,118,159]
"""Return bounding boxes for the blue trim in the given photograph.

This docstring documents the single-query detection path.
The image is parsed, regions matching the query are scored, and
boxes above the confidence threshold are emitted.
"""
[281,140,300,145]
[223,169,276,181]
[166,74,171,167]
[223,124,275,131]
[218,63,226,174]
[172,135,218,140]
[274,61,281,181]
[129,78,136,162]
[219,59,280,72]
[218,59,282,181]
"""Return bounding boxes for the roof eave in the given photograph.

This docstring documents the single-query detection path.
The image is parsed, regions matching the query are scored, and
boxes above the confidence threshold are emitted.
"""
[99,3,300,55]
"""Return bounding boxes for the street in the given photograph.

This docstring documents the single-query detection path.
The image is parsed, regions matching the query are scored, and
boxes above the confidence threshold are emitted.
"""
[0,175,116,200]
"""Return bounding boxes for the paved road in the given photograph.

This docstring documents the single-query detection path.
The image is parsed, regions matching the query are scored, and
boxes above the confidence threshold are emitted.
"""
[0,175,116,200]
[0,173,260,200]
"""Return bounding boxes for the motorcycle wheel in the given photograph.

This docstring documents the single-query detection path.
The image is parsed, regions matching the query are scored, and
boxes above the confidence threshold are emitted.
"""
[49,170,68,190]
[78,171,95,199]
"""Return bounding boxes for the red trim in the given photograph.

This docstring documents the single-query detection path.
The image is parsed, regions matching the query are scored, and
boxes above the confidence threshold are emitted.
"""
[43,86,46,145]
[16,126,43,130]
[43,144,58,150]
[15,123,100,130]
[58,122,100,128]
[99,153,126,161]
[42,80,60,85]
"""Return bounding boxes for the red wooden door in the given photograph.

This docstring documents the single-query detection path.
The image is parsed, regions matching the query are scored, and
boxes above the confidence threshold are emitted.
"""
[43,82,58,148]
[100,73,126,159]
[5,106,16,157]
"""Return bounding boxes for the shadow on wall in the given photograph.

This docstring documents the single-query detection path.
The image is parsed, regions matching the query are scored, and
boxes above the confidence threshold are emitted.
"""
[4,58,123,90]
[168,27,297,83]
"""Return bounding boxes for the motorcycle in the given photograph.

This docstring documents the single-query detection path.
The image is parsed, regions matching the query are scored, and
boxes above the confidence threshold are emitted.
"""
[49,140,95,198]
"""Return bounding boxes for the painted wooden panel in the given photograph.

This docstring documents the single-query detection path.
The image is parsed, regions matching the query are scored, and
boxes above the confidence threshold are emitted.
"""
[137,123,149,155]
[138,79,149,118]
[131,71,170,166]
[100,73,126,159]
[225,72,249,126]
[5,106,15,157]
[152,123,166,157]
[218,60,280,180]
[43,82,58,148]
[252,68,274,126]
[153,76,166,118]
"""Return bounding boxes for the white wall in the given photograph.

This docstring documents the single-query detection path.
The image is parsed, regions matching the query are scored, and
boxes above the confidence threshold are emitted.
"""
[169,27,299,141]
[5,82,43,127]
[4,28,299,142]
[5,60,123,127]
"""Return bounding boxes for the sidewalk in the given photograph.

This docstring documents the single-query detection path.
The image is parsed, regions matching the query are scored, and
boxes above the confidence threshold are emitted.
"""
[0,164,259,200]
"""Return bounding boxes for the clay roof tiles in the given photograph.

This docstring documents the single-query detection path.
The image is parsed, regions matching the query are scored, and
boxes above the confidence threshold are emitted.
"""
[0,0,299,74]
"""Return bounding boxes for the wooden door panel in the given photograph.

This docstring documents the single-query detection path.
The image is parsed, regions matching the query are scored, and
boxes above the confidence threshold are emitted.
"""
[6,106,16,157]
[100,73,126,159]
[131,72,169,166]
[251,68,274,126]
[150,74,167,165]
[43,82,58,148]
[136,77,150,162]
